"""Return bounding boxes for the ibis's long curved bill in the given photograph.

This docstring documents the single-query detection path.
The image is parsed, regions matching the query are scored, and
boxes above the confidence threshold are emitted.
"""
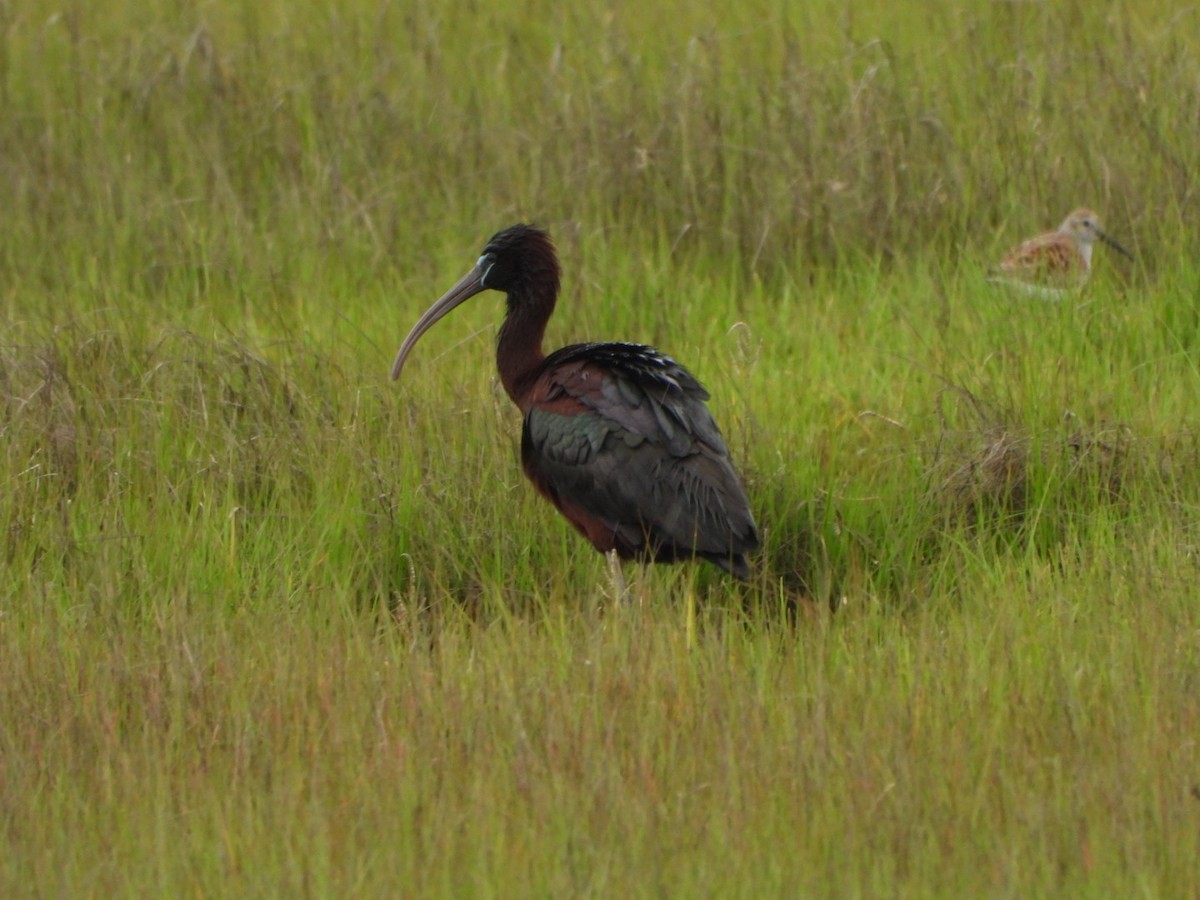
[1099,231,1134,261]
[390,265,489,380]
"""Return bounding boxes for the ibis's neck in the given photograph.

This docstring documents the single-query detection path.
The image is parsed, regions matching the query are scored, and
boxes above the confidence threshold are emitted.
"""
[496,287,555,411]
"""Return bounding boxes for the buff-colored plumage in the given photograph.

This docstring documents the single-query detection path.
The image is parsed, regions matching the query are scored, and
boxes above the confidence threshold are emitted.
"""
[989,208,1132,298]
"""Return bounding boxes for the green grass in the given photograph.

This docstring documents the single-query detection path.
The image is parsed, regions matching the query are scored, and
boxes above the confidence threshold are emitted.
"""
[2,0,1200,894]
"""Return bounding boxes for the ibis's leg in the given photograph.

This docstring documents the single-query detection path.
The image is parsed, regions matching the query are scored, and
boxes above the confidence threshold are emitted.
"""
[606,549,629,604]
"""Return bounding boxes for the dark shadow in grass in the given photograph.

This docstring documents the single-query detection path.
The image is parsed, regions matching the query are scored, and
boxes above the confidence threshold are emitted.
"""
[756,377,1200,619]
[918,379,1193,569]
[749,472,867,617]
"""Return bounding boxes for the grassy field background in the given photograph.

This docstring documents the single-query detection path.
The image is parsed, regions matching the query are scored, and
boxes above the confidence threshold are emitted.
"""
[2,0,1199,894]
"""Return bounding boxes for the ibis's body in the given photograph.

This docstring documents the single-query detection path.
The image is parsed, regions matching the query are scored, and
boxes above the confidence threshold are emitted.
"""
[391,225,758,579]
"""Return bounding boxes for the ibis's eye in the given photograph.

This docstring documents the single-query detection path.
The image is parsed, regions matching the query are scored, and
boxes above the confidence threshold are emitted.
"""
[477,254,496,287]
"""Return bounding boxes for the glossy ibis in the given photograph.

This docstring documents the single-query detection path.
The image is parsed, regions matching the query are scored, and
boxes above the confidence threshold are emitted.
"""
[391,224,758,581]
[988,208,1133,298]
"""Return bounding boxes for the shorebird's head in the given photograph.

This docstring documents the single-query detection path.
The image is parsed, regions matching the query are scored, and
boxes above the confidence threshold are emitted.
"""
[1059,208,1132,258]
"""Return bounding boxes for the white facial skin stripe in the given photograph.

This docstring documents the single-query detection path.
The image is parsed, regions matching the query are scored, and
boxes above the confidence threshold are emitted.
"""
[478,255,495,287]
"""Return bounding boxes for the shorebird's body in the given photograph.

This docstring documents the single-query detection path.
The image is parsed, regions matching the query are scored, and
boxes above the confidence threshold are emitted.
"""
[989,208,1132,298]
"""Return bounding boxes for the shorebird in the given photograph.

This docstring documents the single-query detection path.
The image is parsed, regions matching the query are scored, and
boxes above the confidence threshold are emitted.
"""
[989,208,1132,298]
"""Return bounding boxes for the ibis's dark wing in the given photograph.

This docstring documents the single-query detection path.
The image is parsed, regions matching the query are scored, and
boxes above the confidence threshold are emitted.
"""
[521,342,758,578]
